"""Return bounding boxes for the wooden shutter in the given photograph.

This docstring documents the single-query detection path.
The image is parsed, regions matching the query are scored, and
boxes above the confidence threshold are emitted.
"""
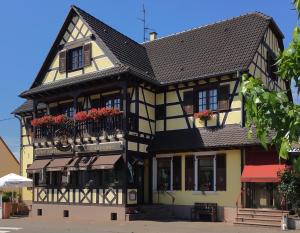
[173,156,182,190]
[216,154,226,191]
[218,85,230,111]
[59,51,67,73]
[156,104,165,120]
[183,91,194,114]
[83,43,92,67]
[185,156,194,190]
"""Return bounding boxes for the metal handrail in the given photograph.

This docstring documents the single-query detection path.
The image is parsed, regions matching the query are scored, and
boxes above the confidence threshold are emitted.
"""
[235,188,245,215]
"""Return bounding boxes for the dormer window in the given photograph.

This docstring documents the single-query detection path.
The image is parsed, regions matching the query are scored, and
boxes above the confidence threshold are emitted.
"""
[68,47,83,71]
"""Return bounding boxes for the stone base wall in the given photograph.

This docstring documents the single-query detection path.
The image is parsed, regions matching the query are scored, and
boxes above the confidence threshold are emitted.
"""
[32,203,126,221]
[163,205,236,222]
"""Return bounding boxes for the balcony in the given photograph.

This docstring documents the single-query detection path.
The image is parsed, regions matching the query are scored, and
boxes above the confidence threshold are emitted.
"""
[34,114,124,142]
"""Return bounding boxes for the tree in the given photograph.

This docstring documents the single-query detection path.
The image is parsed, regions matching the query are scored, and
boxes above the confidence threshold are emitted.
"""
[241,0,300,160]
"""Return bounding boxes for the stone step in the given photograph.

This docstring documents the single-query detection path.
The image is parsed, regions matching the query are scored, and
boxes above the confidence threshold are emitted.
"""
[238,209,287,216]
[237,213,282,220]
[236,217,281,224]
[234,221,281,227]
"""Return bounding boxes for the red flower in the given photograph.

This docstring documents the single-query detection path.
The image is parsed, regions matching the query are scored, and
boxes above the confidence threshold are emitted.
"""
[30,115,54,126]
[74,111,90,122]
[53,114,68,124]
[194,110,213,121]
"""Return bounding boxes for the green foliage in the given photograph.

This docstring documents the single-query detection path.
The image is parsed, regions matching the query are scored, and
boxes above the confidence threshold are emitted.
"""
[1,192,16,203]
[278,169,300,212]
[293,157,300,174]
[241,75,300,159]
[241,0,300,159]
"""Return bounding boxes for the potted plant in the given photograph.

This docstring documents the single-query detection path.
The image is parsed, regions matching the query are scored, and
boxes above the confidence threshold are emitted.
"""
[2,192,12,219]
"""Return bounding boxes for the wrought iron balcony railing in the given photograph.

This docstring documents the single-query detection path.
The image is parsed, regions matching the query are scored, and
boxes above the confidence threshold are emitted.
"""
[34,114,126,141]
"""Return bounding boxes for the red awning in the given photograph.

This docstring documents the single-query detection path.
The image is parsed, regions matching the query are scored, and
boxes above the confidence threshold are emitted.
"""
[241,165,287,183]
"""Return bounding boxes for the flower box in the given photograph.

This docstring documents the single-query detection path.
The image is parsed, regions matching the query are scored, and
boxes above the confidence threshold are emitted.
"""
[194,110,213,121]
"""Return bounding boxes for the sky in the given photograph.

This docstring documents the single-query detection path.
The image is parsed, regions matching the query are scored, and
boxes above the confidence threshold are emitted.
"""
[0,0,298,159]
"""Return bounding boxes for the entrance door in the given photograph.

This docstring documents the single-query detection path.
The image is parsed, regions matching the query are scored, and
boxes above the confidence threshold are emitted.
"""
[246,183,277,209]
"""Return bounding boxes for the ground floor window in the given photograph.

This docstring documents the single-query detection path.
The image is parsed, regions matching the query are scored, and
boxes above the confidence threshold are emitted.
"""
[197,156,214,191]
[157,158,171,190]
[154,153,226,192]
[34,168,123,188]
[156,156,181,191]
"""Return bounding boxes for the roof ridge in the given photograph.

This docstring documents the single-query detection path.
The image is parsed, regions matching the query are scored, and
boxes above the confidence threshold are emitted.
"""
[142,11,271,44]
[71,5,144,48]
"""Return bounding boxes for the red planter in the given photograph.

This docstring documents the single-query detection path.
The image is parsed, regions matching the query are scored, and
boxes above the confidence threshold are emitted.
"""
[2,202,12,219]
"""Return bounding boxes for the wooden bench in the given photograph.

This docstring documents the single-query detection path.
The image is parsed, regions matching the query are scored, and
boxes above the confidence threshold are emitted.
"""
[191,203,218,222]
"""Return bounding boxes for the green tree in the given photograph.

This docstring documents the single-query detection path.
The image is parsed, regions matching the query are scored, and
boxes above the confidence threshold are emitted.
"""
[241,1,300,160]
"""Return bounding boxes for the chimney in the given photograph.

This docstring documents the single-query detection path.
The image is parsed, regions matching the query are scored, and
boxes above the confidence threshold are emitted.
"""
[149,32,157,41]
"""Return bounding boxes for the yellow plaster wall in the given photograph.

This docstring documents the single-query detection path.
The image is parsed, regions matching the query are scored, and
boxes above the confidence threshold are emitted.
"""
[42,15,114,85]
[155,77,242,132]
[20,146,33,201]
[153,150,241,207]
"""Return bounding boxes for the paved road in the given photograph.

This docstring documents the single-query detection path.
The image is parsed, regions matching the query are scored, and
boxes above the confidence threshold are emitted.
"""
[0,217,299,233]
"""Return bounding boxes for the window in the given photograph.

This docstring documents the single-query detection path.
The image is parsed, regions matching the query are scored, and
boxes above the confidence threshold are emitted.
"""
[156,157,181,191]
[156,104,165,120]
[60,103,74,117]
[157,158,171,190]
[104,97,121,110]
[197,156,214,191]
[196,154,227,192]
[185,156,194,190]
[198,88,218,112]
[68,47,83,71]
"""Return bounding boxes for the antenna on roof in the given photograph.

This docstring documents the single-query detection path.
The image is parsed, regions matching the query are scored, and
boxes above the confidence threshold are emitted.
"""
[138,3,154,42]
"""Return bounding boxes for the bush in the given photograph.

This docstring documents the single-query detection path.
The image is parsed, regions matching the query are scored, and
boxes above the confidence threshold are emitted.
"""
[278,168,300,214]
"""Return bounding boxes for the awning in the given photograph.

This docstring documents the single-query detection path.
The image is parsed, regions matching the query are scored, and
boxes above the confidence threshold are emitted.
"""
[67,156,95,171]
[91,155,122,170]
[27,159,51,173]
[241,164,287,183]
[46,157,73,171]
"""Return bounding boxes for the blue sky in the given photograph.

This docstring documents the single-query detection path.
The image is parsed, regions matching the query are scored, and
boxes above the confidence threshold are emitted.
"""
[0,0,298,159]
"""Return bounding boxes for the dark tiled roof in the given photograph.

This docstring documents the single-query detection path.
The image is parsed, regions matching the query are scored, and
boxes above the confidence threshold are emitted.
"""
[148,125,262,153]
[18,7,283,100]
[12,100,46,114]
[143,12,276,84]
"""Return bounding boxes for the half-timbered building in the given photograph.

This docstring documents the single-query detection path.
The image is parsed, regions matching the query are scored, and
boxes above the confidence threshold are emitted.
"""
[13,6,290,223]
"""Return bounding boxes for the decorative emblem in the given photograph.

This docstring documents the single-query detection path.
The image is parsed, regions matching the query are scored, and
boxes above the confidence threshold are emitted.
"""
[54,119,74,151]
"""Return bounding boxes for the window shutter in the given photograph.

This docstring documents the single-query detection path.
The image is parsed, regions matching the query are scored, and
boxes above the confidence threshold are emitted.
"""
[173,156,182,190]
[83,43,92,67]
[216,154,226,191]
[156,104,165,120]
[59,51,67,73]
[185,156,194,190]
[218,85,230,111]
[183,91,194,114]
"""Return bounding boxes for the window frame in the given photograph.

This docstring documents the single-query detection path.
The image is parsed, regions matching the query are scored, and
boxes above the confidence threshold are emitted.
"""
[102,94,122,110]
[67,46,84,72]
[195,86,219,113]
